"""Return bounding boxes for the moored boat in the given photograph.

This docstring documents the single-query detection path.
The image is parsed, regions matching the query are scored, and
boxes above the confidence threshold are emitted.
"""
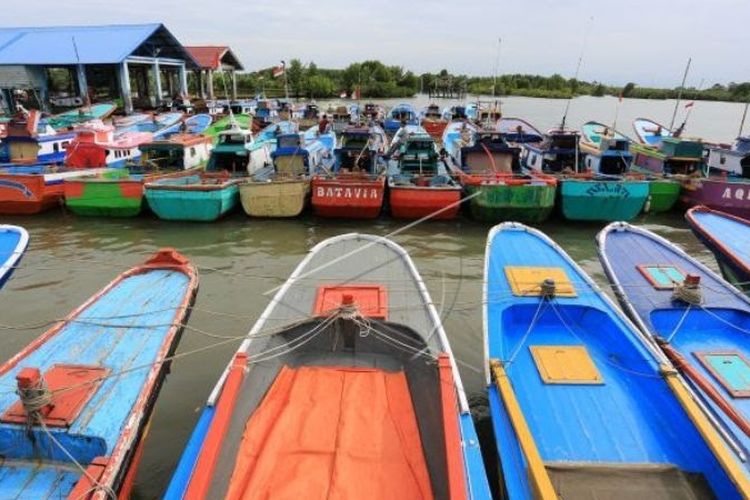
[182,113,213,135]
[384,103,418,136]
[0,224,28,289]
[420,103,449,140]
[0,110,76,165]
[114,112,183,139]
[64,134,212,217]
[598,220,750,477]
[387,129,462,219]
[165,233,490,499]
[65,120,153,168]
[204,114,252,140]
[311,124,388,219]
[46,102,116,130]
[487,222,750,499]
[0,248,197,498]
[685,205,750,290]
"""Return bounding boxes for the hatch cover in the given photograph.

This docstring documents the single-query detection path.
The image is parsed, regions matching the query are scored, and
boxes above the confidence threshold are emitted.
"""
[695,352,750,397]
[505,266,576,297]
[313,285,388,319]
[637,264,686,290]
[530,345,603,384]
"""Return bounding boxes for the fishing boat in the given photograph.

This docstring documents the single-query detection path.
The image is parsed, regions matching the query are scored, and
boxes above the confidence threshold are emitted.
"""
[294,102,320,128]
[472,101,502,128]
[0,165,107,214]
[420,103,449,140]
[444,122,557,223]
[486,222,750,500]
[330,104,355,133]
[64,134,212,217]
[598,220,750,479]
[496,117,544,146]
[239,126,336,217]
[383,103,418,136]
[0,110,76,165]
[0,225,28,289]
[685,205,750,290]
[114,112,183,138]
[65,121,152,168]
[252,99,278,131]
[204,113,252,140]
[311,124,388,219]
[182,113,213,135]
[46,102,116,130]
[165,233,490,500]
[387,129,462,219]
[0,248,197,498]
[361,102,383,121]
[633,117,673,147]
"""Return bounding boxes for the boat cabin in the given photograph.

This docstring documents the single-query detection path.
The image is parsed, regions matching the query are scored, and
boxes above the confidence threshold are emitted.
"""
[524,131,581,173]
[302,104,319,121]
[206,127,257,174]
[334,127,380,172]
[705,137,750,178]
[139,134,212,171]
[461,131,521,174]
[362,103,380,120]
[584,136,633,175]
[271,133,308,176]
[398,134,438,174]
[423,104,442,120]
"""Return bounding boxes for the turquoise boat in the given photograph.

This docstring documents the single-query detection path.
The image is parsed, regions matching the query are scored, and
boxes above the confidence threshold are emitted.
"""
[559,177,649,221]
[485,222,750,499]
[144,174,240,221]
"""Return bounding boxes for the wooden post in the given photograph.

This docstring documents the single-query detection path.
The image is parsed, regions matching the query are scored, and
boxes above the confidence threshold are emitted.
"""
[231,70,237,100]
[207,69,215,100]
[179,63,188,97]
[119,62,133,114]
[197,70,205,99]
[153,60,163,107]
[76,64,88,103]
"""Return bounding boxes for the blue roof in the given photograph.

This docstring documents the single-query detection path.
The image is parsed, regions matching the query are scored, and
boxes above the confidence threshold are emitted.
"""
[0,23,195,66]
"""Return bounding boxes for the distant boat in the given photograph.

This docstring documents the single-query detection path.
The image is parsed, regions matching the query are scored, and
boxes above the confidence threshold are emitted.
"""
[633,117,673,147]
[443,122,557,223]
[496,117,544,146]
[165,233,490,500]
[0,110,76,165]
[383,103,418,135]
[598,220,750,481]
[114,112,183,139]
[0,248,197,498]
[65,120,153,168]
[204,113,252,140]
[239,126,336,217]
[0,225,28,289]
[64,134,213,217]
[686,205,750,290]
[182,113,213,135]
[419,103,449,140]
[311,124,388,219]
[46,102,116,130]
[487,222,750,500]
[387,128,462,219]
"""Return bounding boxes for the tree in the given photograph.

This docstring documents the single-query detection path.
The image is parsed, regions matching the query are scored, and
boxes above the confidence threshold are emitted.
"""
[622,82,636,97]
[286,59,304,97]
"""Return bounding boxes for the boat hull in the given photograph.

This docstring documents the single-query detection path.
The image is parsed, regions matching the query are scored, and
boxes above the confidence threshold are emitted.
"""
[464,182,556,223]
[647,179,681,212]
[145,183,239,221]
[389,185,461,219]
[421,119,448,141]
[560,179,649,221]
[0,225,29,289]
[311,176,385,219]
[679,177,750,219]
[239,180,310,218]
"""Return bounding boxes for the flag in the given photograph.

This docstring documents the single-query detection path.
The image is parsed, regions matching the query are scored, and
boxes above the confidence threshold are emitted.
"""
[272,62,285,78]
[685,101,694,109]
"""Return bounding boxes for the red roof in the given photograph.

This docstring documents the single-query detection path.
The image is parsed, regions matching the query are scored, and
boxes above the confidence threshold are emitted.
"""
[185,46,243,70]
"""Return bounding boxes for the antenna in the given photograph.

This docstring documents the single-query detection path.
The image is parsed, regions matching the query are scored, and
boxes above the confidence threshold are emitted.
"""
[492,37,502,98]
[560,16,593,131]
[669,57,691,131]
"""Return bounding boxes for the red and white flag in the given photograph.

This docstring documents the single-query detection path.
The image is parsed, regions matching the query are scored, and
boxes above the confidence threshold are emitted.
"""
[272,62,285,78]
[684,101,695,109]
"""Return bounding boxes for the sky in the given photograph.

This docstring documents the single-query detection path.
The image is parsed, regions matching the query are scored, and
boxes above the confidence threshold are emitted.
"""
[3,0,748,87]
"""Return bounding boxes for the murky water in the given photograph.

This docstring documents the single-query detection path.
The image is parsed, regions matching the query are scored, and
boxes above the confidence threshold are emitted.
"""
[0,95,742,498]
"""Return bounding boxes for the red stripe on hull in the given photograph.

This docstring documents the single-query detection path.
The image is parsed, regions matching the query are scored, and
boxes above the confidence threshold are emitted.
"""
[389,186,461,219]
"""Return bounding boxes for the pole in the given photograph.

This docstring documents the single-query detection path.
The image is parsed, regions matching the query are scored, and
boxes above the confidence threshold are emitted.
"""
[282,60,289,100]
[669,57,691,131]
[561,16,593,130]
[492,37,502,98]
[739,102,749,137]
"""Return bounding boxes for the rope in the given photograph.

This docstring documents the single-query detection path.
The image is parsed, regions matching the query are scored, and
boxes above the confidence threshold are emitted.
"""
[672,281,702,305]
[16,375,52,424]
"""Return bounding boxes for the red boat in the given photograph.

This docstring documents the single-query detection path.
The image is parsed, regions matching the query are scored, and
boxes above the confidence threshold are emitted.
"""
[420,104,448,140]
[311,125,388,219]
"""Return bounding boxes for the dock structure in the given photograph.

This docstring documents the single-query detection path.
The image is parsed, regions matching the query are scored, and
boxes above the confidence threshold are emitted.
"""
[0,24,198,114]
[185,46,244,101]
[428,76,466,100]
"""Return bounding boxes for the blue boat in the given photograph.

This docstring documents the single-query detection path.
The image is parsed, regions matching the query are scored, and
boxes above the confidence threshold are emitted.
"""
[0,225,29,289]
[598,220,750,478]
[686,205,750,291]
[383,103,418,135]
[166,233,490,499]
[183,113,213,134]
[115,112,183,138]
[0,249,197,498]
[486,222,750,499]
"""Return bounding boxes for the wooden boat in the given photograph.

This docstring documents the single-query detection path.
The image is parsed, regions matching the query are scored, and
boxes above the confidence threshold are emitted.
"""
[0,225,28,289]
[311,124,388,219]
[496,117,544,146]
[685,205,750,290]
[705,136,750,177]
[598,220,750,479]
[64,134,212,217]
[239,127,336,217]
[361,102,384,121]
[420,103,448,140]
[0,165,107,214]
[486,222,750,499]
[65,120,153,168]
[0,110,77,165]
[472,101,502,128]
[46,102,116,130]
[633,116,673,147]
[204,114,252,140]
[252,99,278,131]
[444,122,557,223]
[165,233,490,499]
[0,248,197,498]
[183,113,213,135]
[388,129,462,219]
[293,102,320,128]
[384,103,418,136]
[329,104,355,133]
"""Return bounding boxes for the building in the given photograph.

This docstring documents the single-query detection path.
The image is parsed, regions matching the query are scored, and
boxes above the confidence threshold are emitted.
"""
[185,46,243,101]
[0,23,197,114]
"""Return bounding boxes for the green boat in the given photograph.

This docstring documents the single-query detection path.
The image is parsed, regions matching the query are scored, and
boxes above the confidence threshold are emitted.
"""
[645,176,681,213]
[463,178,557,222]
[205,114,252,140]
[63,135,213,217]
[48,103,116,130]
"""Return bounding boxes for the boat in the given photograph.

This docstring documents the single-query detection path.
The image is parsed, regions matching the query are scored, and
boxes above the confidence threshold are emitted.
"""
[329,104,355,133]
[633,117,673,147]
[486,221,750,500]
[239,126,336,217]
[444,105,468,121]
[361,102,383,121]
[311,124,388,219]
[0,225,29,289]
[65,120,153,168]
[46,102,116,130]
[165,233,491,500]
[419,103,448,140]
[598,220,750,480]
[383,103,418,136]
[64,134,212,217]
[496,117,544,146]
[182,113,213,135]
[685,205,750,290]
[252,99,278,131]
[114,112,183,138]
[472,100,502,128]
[0,248,197,498]
[294,102,320,128]
[204,114,252,140]
[0,110,76,165]
[387,129,461,220]
[0,165,107,214]
[443,122,557,223]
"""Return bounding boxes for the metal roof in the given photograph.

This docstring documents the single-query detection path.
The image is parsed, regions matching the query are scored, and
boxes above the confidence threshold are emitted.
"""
[185,46,244,71]
[0,23,197,66]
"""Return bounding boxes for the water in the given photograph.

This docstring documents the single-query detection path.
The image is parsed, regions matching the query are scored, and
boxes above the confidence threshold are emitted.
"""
[0,95,740,498]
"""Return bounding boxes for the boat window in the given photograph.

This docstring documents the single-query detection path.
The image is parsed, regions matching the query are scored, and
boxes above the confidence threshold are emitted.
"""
[636,265,686,289]
[61,141,69,149]
[190,147,196,157]
[696,352,750,397]
[530,345,603,384]
[504,266,576,297]
[53,143,59,153]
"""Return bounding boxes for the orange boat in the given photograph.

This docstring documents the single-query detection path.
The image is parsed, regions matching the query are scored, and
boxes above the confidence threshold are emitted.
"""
[311,124,388,219]
[420,103,448,140]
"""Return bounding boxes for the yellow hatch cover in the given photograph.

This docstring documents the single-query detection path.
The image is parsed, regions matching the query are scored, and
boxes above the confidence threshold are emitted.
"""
[530,345,604,384]
[505,266,577,297]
